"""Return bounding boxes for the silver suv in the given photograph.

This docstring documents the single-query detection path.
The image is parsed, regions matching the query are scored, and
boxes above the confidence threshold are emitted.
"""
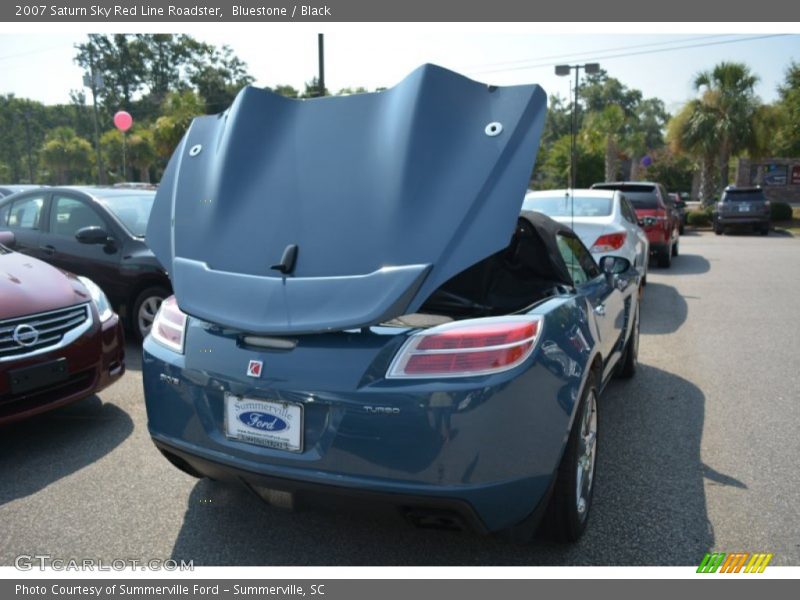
[713,186,770,236]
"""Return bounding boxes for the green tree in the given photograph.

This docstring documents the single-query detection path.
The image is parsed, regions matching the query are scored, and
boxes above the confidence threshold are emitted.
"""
[693,62,762,186]
[641,148,694,192]
[189,44,254,112]
[301,77,328,98]
[533,134,604,190]
[40,127,93,184]
[128,129,157,182]
[667,99,719,204]
[270,84,300,98]
[627,98,669,180]
[336,87,369,96]
[583,104,626,182]
[152,90,206,161]
[579,71,667,183]
[100,129,125,181]
[75,34,148,113]
[773,61,800,156]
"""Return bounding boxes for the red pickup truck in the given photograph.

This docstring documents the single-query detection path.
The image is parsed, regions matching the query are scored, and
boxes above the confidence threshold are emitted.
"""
[591,182,680,268]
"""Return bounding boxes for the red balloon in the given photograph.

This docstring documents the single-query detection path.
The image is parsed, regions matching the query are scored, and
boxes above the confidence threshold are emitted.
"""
[114,111,133,132]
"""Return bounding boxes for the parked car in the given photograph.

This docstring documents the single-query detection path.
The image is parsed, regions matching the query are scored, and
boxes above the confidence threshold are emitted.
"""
[0,186,171,339]
[713,185,770,235]
[524,188,649,287]
[0,184,46,199]
[591,181,680,268]
[0,231,125,424]
[668,193,687,234]
[142,65,641,542]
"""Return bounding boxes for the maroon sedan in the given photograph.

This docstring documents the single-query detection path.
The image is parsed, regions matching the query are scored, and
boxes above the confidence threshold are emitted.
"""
[0,231,125,424]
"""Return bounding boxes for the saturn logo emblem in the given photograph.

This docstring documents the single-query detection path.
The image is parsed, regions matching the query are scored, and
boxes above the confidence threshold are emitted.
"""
[12,323,39,347]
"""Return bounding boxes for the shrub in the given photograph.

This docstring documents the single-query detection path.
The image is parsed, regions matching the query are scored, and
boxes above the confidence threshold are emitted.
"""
[687,208,713,227]
[770,201,793,222]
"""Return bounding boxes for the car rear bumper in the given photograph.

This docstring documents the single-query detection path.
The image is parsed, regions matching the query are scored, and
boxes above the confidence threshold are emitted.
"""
[0,314,125,425]
[142,329,578,532]
[153,437,557,533]
[716,215,769,226]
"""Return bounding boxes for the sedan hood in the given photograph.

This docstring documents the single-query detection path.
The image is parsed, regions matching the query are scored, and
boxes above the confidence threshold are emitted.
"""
[147,64,547,334]
[0,249,90,320]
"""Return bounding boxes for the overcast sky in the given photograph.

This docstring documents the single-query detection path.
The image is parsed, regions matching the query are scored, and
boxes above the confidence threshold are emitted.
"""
[1,29,797,114]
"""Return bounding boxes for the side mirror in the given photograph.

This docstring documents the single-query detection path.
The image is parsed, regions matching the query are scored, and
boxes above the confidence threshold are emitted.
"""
[0,230,15,247]
[75,226,111,245]
[599,255,631,276]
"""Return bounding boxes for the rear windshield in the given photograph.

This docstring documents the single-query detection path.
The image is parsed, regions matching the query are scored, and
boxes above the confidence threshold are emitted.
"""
[523,194,613,217]
[622,192,659,210]
[723,190,766,202]
[97,194,155,236]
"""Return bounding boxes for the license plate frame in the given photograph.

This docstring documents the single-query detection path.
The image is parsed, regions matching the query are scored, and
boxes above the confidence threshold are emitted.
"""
[8,358,69,395]
[224,392,303,453]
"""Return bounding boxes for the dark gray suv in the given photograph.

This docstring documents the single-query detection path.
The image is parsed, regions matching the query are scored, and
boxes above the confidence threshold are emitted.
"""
[713,186,770,235]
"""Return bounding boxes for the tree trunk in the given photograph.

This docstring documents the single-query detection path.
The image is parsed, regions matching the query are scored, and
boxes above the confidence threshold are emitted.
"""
[719,150,730,188]
[629,155,640,181]
[605,137,618,182]
[700,156,717,206]
[691,169,701,201]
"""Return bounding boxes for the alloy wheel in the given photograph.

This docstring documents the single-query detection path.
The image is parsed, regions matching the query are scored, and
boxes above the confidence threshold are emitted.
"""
[575,389,598,520]
[138,296,163,339]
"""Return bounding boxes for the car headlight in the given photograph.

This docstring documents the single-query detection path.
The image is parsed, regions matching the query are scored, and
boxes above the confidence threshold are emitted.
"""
[77,276,114,322]
[150,295,187,354]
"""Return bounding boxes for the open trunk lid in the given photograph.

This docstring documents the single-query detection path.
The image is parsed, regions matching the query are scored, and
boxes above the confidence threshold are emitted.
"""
[147,64,547,334]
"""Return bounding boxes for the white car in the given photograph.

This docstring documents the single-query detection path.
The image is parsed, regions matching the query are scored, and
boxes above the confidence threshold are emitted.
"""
[523,188,649,284]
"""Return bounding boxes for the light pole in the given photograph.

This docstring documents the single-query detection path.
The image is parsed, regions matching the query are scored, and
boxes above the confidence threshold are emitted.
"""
[83,38,106,184]
[317,33,325,97]
[555,63,600,189]
[22,111,33,183]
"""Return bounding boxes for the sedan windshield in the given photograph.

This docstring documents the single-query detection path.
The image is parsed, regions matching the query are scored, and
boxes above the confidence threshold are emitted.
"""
[524,195,613,217]
[98,194,155,237]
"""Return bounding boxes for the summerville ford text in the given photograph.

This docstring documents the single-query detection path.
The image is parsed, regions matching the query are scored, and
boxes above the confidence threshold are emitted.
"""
[16,585,324,596]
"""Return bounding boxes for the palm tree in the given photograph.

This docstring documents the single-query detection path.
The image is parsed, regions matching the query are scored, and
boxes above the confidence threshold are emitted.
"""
[582,104,625,182]
[693,62,761,187]
[667,100,719,204]
[40,127,93,184]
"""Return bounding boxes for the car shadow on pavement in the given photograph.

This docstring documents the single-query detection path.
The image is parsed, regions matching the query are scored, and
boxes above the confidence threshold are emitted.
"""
[654,253,710,276]
[168,364,717,566]
[125,340,143,372]
[640,282,688,335]
[0,396,133,506]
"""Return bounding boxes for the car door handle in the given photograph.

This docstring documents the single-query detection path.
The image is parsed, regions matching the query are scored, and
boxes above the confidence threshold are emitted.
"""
[594,304,606,316]
[39,244,55,256]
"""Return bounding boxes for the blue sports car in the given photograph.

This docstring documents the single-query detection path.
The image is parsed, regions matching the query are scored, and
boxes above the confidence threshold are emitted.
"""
[142,65,640,542]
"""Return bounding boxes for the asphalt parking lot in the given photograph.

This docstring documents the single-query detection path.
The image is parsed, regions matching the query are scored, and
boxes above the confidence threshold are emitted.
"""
[1,230,799,566]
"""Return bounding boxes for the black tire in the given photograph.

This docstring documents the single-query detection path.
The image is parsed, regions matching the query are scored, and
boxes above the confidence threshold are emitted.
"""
[760,225,769,236]
[542,372,598,542]
[714,220,724,235]
[671,238,679,257]
[657,246,672,268]
[132,286,169,341]
[617,304,639,379]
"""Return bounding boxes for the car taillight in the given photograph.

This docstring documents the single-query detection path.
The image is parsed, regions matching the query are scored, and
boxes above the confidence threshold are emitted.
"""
[386,317,542,379]
[151,295,187,354]
[591,231,626,252]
